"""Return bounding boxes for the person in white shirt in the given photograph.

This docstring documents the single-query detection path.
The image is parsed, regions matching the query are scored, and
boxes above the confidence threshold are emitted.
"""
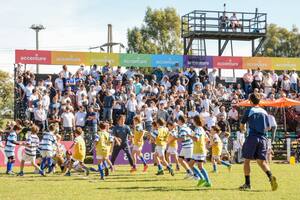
[187,106,199,122]
[290,70,299,91]
[201,95,211,112]
[268,114,277,142]
[208,69,218,88]
[61,106,75,140]
[55,74,64,92]
[125,93,138,125]
[263,73,274,96]
[176,80,186,95]
[87,85,98,104]
[144,101,157,132]
[25,81,35,100]
[160,76,171,92]
[75,106,86,128]
[199,108,210,126]
[206,112,217,130]
[235,131,245,163]
[76,85,87,106]
[230,12,242,32]
[34,103,47,132]
[172,105,184,120]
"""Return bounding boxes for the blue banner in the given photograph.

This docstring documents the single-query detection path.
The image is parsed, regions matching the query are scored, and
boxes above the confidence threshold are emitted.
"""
[151,54,183,68]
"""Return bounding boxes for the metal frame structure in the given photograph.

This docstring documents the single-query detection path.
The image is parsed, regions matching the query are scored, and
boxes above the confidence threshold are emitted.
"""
[182,10,267,56]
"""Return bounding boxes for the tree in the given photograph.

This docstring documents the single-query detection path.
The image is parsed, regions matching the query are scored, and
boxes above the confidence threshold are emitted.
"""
[127,7,182,54]
[0,70,14,127]
[262,24,300,57]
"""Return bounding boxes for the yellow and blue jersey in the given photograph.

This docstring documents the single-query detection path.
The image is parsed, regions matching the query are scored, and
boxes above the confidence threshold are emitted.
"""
[211,133,222,156]
[193,127,207,155]
[155,127,169,147]
[133,124,144,147]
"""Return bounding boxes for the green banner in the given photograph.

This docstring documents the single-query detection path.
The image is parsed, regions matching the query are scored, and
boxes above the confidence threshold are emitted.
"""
[120,53,151,67]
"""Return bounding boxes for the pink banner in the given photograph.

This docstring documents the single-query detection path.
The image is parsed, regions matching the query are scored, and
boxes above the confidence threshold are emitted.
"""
[15,50,52,65]
[0,141,73,166]
[213,56,243,69]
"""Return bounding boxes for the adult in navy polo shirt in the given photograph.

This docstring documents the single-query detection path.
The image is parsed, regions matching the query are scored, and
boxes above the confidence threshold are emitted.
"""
[110,115,134,168]
[239,93,277,191]
[86,106,97,141]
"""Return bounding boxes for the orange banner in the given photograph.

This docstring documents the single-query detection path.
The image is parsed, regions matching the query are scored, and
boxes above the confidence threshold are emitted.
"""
[271,57,300,70]
[51,51,88,65]
[242,57,272,70]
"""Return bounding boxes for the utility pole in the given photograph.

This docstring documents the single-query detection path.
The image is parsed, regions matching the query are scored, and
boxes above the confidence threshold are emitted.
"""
[30,24,45,74]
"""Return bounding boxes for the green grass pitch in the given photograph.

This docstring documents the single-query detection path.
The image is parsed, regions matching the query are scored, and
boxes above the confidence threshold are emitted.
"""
[0,163,299,200]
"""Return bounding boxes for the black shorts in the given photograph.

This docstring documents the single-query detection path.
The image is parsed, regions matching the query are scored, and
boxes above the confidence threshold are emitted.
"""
[242,135,267,160]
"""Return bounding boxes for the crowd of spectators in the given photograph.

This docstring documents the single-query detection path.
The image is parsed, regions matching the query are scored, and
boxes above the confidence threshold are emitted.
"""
[14,63,300,151]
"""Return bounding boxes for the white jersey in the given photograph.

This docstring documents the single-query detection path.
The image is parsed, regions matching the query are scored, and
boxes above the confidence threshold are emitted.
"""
[25,134,40,156]
[4,132,17,155]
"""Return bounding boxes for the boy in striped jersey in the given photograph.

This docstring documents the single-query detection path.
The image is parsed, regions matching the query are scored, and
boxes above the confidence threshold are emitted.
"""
[150,119,174,176]
[40,124,57,174]
[166,121,180,171]
[18,125,45,176]
[188,115,211,187]
[176,115,198,179]
[130,116,148,173]
[5,124,22,175]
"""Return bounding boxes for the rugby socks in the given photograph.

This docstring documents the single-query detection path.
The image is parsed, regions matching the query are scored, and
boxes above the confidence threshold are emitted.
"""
[245,175,250,185]
[200,168,210,183]
[7,161,13,172]
[47,157,53,173]
[167,164,173,171]
[41,157,47,170]
[158,164,163,171]
[98,164,104,178]
[213,164,217,172]
[103,161,108,169]
[132,164,137,169]
[193,167,204,180]
[221,160,231,167]
[186,169,193,175]
[140,156,147,166]
[266,171,272,181]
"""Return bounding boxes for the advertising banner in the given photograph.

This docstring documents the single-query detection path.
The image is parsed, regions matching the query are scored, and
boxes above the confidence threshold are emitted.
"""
[183,55,213,68]
[151,54,183,68]
[88,52,119,66]
[0,141,73,166]
[51,51,87,65]
[242,57,272,70]
[120,53,151,67]
[15,50,51,64]
[213,56,243,69]
[271,57,300,70]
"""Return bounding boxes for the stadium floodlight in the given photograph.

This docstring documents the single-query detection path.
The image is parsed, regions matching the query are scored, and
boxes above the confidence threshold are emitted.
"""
[30,24,45,74]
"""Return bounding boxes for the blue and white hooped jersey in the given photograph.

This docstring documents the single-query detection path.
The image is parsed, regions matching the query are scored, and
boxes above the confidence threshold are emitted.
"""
[39,131,57,152]
[4,132,17,154]
[178,124,193,148]
[25,134,40,156]
[151,130,158,139]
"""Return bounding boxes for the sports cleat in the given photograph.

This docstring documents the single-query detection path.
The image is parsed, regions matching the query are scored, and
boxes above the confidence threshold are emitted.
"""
[7,171,15,175]
[17,172,24,176]
[203,182,212,187]
[64,171,71,176]
[270,176,278,191]
[104,168,109,176]
[197,179,206,187]
[169,168,175,176]
[176,165,180,171]
[239,184,251,190]
[228,165,232,172]
[155,170,164,175]
[143,165,148,172]
[85,168,90,176]
[40,170,46,177]
[100,176,105,180]
[184,172,194,179]
[130,168,137,173]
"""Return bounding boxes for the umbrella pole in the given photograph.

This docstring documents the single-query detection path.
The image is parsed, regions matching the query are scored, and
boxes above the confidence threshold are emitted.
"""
[284,108,287,133]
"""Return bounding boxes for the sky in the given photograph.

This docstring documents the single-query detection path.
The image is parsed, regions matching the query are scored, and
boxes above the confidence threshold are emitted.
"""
[1,0,300,74]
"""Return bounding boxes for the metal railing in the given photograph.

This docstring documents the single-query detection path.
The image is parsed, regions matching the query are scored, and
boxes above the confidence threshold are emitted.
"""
[182,10,267,36]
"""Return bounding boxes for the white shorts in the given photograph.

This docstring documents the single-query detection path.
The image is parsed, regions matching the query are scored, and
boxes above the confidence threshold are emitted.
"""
[179,148,193,159]
[192,154,207,162]
[212,155,221,160]
[155,146,166,157]
[5,151,15,158]
[96,155,104,160]
[22,154,36,162]
[40,151,53,158]
[132,145,142,152]
[167,147,178,155]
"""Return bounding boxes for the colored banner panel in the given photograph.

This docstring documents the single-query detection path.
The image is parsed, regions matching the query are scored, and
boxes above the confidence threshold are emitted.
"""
[88,52,119,66]
[213,56,243,69]
[151,54,183,68]
[120,53,151,67]
[15,50,51,64]
[0,141,72,166]
[183,55,213,68]
[51,51,87,65]
[242,57,272,70]
[272,57,300,70]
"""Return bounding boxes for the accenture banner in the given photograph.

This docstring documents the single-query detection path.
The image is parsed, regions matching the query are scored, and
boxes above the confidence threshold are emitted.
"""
[15,49,300,71]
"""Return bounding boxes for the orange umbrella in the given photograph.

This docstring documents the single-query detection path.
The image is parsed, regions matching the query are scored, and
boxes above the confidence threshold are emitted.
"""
[236,99,272,107]
[266,97,300,108]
